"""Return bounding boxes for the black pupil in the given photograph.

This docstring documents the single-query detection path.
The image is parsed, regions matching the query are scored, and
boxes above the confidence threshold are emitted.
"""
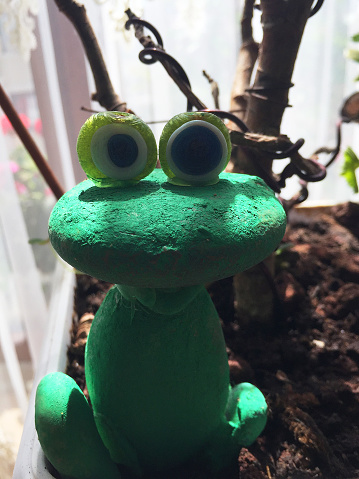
[171,125,222,176]
[107,134,138,168]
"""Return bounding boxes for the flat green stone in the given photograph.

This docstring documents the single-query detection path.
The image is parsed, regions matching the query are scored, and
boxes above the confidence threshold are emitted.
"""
[49,169,286,287]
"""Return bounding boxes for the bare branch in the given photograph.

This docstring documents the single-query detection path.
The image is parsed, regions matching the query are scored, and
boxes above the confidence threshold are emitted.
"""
[230,0,259,121]
[230,130,293,152]
[232,0,315,179]
[125,9,207,111]
[203,70,220,109]
[0,84,65,200]
[54,0,126,111]
[245,0,314,136]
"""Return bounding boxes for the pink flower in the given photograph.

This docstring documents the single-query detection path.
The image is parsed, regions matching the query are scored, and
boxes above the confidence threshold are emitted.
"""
[9,161,20,173]
[34,118,42,134]
[15,181,27,194]
[1,115,12,134]
[19,113,31,130]
[1,114,31,134]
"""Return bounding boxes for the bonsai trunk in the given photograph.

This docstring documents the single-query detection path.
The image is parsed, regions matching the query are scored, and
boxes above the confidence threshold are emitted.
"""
[231,0,314,325]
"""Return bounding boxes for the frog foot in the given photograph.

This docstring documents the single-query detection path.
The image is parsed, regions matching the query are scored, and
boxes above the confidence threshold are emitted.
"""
[201,382,267,473]
[226,382,268,446]
[35,372,121,479]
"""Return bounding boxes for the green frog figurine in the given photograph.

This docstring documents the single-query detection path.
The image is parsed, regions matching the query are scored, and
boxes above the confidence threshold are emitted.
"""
[35,111,286,478]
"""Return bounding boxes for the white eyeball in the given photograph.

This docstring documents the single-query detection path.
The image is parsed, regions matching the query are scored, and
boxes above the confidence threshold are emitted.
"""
[90,124,148,180]
[165,120,228,183]
[159,112,231,186]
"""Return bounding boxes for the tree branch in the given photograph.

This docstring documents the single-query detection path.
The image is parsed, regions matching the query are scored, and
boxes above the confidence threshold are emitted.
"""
[0,84,65,200]
[54,0,126,111]
[233,0,315,178]
[245,0,314,135]
[125,9,207,111]
[230,129,293,152]
[203,70,220,109]
[230,0,259,121]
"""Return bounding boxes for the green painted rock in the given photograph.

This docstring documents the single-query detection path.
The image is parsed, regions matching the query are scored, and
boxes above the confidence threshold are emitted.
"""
[49,169,286,288]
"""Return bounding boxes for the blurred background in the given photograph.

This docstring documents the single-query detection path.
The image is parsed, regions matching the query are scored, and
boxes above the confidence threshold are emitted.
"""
[1,0,359,476]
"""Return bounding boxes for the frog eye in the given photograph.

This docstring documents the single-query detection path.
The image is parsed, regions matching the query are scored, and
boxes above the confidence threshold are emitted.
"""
[77,112,157,187]
[159,112,231,186]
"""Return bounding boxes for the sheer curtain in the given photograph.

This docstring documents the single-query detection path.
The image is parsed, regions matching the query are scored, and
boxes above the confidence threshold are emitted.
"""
[282,0,359,203]
[0,2,79,471]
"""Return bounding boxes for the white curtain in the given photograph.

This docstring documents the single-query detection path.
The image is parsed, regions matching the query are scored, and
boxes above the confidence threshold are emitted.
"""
[283,0,359,203]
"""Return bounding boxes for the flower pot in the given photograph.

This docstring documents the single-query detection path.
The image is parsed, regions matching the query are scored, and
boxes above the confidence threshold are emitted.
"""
[288,202,335,223]
[13,266,74,479]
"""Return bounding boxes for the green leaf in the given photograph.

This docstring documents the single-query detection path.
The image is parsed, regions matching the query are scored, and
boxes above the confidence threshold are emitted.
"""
[341,147,359,193]
[28,237,50,245]
[352,33,359,42]
[275,242,294,256]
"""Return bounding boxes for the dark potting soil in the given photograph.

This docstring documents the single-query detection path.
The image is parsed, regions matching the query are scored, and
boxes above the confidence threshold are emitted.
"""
[66,202,359,479]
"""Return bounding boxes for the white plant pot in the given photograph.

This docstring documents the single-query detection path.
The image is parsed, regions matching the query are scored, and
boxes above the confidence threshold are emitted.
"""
[12,202,336,479]
[288,202,334,224]
[13,266,75,479]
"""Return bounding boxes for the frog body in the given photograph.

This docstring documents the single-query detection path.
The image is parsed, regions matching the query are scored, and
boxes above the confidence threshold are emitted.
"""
[35,112,286,478]
[86,285,229,474]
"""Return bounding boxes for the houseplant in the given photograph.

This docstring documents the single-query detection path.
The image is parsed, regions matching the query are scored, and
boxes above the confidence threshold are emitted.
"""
[10,0,359,477]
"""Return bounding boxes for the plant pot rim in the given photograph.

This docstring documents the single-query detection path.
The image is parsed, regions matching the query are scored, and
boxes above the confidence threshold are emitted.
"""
[13,265,75,479]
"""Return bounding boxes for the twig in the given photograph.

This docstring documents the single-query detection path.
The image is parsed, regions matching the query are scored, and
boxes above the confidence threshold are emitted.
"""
[0,84,65,200]
[203,70,220,109]
[230,128,326,192]
[54,0,126,111]
[125,9,207,111]
[140,48,207,111]
[125,9,163,48]
[309,0,325,17]
[230,130,294,152]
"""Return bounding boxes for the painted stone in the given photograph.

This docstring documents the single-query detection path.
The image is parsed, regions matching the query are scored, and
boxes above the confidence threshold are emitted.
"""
[35,112,287,479]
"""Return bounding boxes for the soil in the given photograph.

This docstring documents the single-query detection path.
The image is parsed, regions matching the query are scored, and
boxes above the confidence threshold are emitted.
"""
[66,201,359,479]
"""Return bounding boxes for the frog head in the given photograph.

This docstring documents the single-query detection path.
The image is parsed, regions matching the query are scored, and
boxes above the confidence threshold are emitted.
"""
[49,111,286,290]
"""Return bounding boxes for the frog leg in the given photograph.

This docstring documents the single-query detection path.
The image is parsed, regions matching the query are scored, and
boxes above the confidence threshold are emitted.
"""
[201,382,267,472]
[35,372,121,479]
[225,382,268,446]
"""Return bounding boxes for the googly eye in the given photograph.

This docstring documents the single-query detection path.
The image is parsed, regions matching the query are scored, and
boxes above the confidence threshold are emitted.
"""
[159,112,231,186]
[77,112,157,187]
